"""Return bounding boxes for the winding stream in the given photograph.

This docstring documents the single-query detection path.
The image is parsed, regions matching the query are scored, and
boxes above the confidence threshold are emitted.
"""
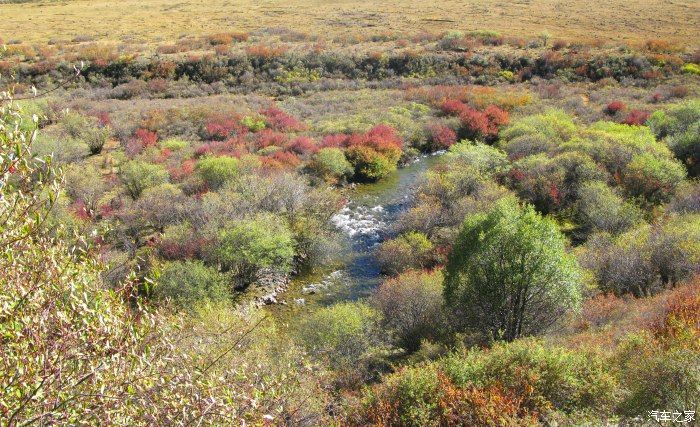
[270,152,444,319]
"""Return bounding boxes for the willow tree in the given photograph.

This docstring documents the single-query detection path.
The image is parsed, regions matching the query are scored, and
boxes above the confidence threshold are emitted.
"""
[444,197,582,342]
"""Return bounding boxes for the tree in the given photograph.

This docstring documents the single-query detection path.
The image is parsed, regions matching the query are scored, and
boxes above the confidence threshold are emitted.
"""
[210,213,295,283]
[444,198,582,342]
[374,270,445,352]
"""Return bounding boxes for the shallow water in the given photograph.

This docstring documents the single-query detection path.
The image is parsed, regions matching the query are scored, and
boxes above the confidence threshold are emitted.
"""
[270,152,444,319]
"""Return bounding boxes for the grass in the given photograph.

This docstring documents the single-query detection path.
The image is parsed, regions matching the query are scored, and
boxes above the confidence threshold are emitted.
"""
[1,0,698,47]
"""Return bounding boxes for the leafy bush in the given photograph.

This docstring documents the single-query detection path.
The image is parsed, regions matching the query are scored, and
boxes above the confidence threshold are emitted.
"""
[210,213,295,283]
[196,155,240,190]
[377,231,435,275]
[580,215,700,296]
[648,100,700,177]
[297,302,383,385]
[346,145,396,181]
[308,147,353,183]
[119,160,169,199]
[622,152,686,204]
[155,260,229,308]
[444,197,582,342]
[373,270,445,352]
[575,181,642,236]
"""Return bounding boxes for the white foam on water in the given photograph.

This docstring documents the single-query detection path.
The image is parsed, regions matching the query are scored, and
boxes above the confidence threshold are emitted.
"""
[331,204,386,243]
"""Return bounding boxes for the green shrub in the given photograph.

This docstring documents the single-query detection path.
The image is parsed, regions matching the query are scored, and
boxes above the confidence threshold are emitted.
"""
[441,339,620,414]
[681,63,700,75]
[374,270,445,352]
[346,145,396,181]
[155,260,229,308]
[160,138,189,151]
[309,147,353,183]
[196,155,240,190]
[377,231,435,275]
[297,302,383,385]
[119,160,169,199]
[241,115,266,132]
[575,181,642,235]
[622,152,686,204]
[210,213,294,282]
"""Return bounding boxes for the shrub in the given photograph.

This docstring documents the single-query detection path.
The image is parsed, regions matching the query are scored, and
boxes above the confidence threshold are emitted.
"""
[196,155,240,190]
[374,270,445,352]
[617,333,700,417]
[155,260,229,308]
[444,197,582,342]
[119,160,169,199]
[260,106,305,131]
[575,181,642,236]
[377,231,435,275]
[604,100,626,116]
[346,145,395,181]
[308,147,353,183]
[621,109,651,126]
[681,63,700,75]
[297,302,383,385]
[425,123,457,150]
[441,339,620,415]
[622,152,686,204]
[580,216,700,296]
[210,213,295,283]
[648,100,700,177]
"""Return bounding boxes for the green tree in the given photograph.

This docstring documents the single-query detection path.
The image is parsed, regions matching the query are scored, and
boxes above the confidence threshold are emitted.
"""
[444,198,582,342]
[211,213,295,282]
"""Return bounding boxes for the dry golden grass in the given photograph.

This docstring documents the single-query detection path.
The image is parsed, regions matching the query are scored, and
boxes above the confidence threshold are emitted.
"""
[1,0,698,47]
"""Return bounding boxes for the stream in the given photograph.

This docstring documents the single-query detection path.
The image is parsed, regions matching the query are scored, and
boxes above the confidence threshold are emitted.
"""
[269,152,444,320]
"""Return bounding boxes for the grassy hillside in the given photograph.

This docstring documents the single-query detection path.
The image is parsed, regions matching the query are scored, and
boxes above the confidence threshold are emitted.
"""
[1,0,698,46]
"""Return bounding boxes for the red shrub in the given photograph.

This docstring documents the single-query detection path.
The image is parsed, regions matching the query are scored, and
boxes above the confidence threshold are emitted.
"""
[458,107,490,140]
[441,99,469,116]
[133,128,158,147]
[484,105,509,133]
[621,110,651,126]
[255,129,288,149]
[204,117,245,141]
[605,101,626,115]
[168,159,197,181]
[260,106,305,132]
[348,124,403,155]
[71,200,91,220]
[286,136,318,155]
[426,123,457,150]
[320,133,349,148]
